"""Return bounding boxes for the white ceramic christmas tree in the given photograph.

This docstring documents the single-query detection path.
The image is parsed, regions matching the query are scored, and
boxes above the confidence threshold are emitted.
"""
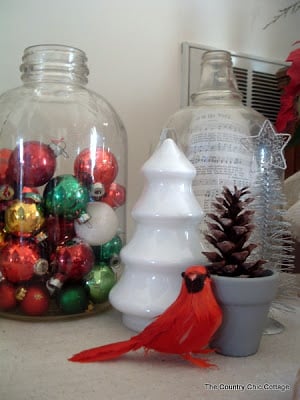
[109,137,207,332]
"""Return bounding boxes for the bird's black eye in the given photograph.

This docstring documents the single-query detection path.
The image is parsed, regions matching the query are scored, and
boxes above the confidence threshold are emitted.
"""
[181,272,185,278]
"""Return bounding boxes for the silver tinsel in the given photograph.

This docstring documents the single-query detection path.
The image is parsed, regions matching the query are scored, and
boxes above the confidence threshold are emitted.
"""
[241,120,298,317]
[252,167,294,274]
[252,167,299,315]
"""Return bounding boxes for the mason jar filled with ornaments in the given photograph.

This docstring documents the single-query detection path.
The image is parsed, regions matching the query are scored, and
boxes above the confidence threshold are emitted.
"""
[0,44,127,319]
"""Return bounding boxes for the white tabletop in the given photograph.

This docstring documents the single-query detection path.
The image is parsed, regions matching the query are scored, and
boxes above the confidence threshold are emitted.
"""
[0,304,299,400]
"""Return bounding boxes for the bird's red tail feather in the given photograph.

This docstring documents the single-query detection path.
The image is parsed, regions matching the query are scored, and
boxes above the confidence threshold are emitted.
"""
[69,337,141,363]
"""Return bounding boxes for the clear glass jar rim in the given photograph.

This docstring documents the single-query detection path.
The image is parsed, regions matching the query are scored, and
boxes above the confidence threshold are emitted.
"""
[20,44,89,83]
[23,44,86,57]
[202,50,232,60]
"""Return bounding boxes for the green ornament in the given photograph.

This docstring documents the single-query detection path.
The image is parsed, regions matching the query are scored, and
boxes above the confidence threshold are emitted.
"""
[58,284,89,314]
[43,174,90,220]
[92,235,122,264]
[85,263,116,304]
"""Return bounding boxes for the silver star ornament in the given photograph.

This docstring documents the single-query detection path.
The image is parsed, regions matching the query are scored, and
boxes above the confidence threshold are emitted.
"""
[240,119,291,169]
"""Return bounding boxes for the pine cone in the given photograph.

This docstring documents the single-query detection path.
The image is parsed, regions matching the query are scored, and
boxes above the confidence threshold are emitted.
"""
[203,186,266,277]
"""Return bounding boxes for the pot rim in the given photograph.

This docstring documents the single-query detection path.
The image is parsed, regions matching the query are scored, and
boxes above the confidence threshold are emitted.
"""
[210,270,279,304]
[210,270,279,283]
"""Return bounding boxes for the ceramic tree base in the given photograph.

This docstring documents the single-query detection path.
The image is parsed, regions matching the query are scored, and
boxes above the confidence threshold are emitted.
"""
[122,314,153,332]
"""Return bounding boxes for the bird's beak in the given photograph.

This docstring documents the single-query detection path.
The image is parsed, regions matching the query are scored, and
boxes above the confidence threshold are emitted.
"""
[187,273,197,281]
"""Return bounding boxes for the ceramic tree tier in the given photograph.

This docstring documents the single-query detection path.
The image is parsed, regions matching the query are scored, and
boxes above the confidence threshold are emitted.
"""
[109,137,207,332]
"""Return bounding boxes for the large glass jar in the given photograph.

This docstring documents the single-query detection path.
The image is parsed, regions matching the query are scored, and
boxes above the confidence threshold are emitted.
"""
[165,50,266,212]
[0,44,127,319]
[165,51,265,219]
[164,50,287,266]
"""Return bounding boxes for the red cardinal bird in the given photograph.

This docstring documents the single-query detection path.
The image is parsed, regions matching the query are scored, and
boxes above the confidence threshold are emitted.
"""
[69,265,222,367]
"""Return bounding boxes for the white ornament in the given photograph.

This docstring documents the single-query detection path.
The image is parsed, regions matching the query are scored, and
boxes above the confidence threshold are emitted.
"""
[109,137,206,332]
[74,202,118,245]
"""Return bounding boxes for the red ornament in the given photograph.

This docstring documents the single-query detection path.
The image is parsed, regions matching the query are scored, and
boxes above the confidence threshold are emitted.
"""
[0,281,17,311]
[54,238,94,281]
[0,148,13,185]
[101,183,126,208]
[16,284,50,316]
[0,239,49,283]
[46,216,76,246]
[74,148,118,187]
[9,140,56,187]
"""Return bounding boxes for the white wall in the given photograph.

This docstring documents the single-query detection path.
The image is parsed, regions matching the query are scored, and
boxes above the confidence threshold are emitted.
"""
[0,0,298,239]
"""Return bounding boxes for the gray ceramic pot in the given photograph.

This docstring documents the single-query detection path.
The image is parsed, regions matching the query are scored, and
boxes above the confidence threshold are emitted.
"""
[211,271,279,357]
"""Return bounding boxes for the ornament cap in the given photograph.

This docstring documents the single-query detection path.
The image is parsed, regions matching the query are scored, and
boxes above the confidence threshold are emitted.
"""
[16,287,27,301]
[23,192,42,203]
[0,271,5,283]
[34,258,49,276]
[90,182,105,201]
[77,212,91,224]
[46,274,65,295]
[110,254,121,269]
[49,141,69,158]
[35,231,48,243]
[0,185,14,201]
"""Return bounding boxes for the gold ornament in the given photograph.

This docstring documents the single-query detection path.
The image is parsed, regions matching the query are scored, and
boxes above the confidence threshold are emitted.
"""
[5,200,45,237]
